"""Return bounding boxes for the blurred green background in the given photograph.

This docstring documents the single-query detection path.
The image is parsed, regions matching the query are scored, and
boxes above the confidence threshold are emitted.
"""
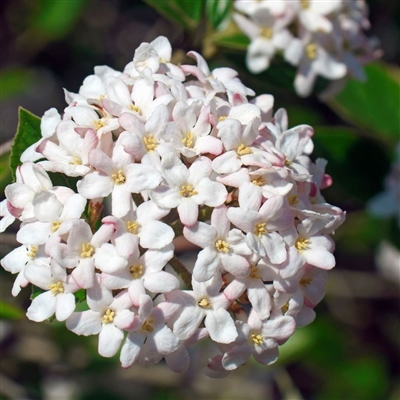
[0,1,399,399]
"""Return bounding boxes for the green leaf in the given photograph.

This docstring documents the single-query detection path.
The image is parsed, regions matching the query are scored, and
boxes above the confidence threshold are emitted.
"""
[312,126,390,202]
[212,32,250,50]
[0,68,34,101]
[0,301,24,320]
[206,0,232,29]
[33,0,87,40]
[10,107,42,180]
[328,62,400,143]
[0,151,12,194]
[145,0,204,30]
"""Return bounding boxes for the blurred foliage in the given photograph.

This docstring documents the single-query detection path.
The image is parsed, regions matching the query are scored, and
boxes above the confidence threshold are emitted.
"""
[0,151,12,194]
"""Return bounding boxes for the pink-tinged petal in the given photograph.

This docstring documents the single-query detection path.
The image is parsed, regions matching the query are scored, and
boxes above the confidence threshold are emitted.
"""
[220,253,249,278]
[77,172,113,199]
[222,343,253,370]
[86,278,114,311]
[280,246,306,279]
[164,345,190,373]
[211,205,230,238]
[205,309,238,344]
[101,270,131,290]
[17,221,52,245]
[294,306,315,327]
[142,244,174,273]
[153,325,180,355]
[1,245,31,273]
[26,291,56,322]
[144,271,180,293]
[98,323,124,358]
[301,269,327,306]
[128,279,146,307]
[261,232,287,264]
[304,247,335,270]
[139,220,174,249]
[212,151,242,174]
[177,198,198,226]
[150,186,180,209]
[253,340,279,365]
[106,76,132,108]
[33,191,62,222]
[71,258,95,289]
[192,247,220,282]
[238,182,261,211]
[183,222,216,248]
[295,61,316,97]
[227,208,260,232]
[262,316,296,341]
[95,243,128,273]
[55,292,76,321]
[125,164,161,192]
[24,263,52,289]
[5,183,34,209]
[224,280,246,302]
[91,223,115,248]
[114,309,135,330]
[188,157,212,184]
[248,282,271,320]
[196,179,227,207]
[173,307,204,341]
[120,332,146,368]
[111,185,132,218]
[195,136,223,155]
[12,270,30,297]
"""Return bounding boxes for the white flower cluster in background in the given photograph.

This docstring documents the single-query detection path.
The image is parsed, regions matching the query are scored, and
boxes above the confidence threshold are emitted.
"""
[1,36,345,376]
[234,0,381,96]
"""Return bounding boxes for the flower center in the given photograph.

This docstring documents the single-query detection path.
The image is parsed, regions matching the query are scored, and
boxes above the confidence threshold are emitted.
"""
[51,221,62,232]
[281,302,289,314]
[288,195,299,206]
[251,176,265,186]
[260,27,273,39]
[141,318,154,333]
[101,308,115,324]
[129,264,144,279]
[182,132,195,148]
[198,298,211,309]
[254,222,267,237]
[305,43,318,60]
[300,277,313,287]
[300,0,310,10]
[27,245,38,259]
[249,266,260,279]
[295,238,310,252]
[127,221,140,235]
[69,156,82,165]
[237,143,252,156]
[218,116,227,122]
[179,184,198,198]
[129,104,141,114]
[81,243,94,258]
[93,119,106,131]
[111,170,126,184]
[251,332,263,345]
[215,239,230,253]
[49,281,64,295]
[144,134,158,152]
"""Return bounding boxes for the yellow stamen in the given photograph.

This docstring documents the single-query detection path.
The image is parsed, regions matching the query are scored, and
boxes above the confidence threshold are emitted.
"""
[49,281,64,295]
[144,134,158,152]
[182,132,195,148]
[198,298,211,308]
[295,238,310,252]
[305,43,318,60]
[141,318,154,333]
[237,144,252,156]
[127,221,140,235]
[300,0,310,9]
[27,245,38,259]
[179,184,198,198]
[93,119,106,131]
[251,332,263,345]
[218,116,227,122]
[288,195,299,206]
[81,243,94,258]
[129,104,141,114]
[51,221,62,232]
[249,265,260,279]
[281,302,289,314]
[215,239,230,253]
[101,308,115,324]
[285,158,292,167]
[111,170,126,184]
[254,222,267,237]
[129,264,143,279]
[300,277,313,287]
[69,156,82,165]
[251,176,265,186]
[260,27,273,39]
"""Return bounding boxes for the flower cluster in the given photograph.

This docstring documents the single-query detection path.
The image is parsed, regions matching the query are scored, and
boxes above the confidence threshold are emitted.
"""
[1,36,345,375]
[233,0,381,96]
